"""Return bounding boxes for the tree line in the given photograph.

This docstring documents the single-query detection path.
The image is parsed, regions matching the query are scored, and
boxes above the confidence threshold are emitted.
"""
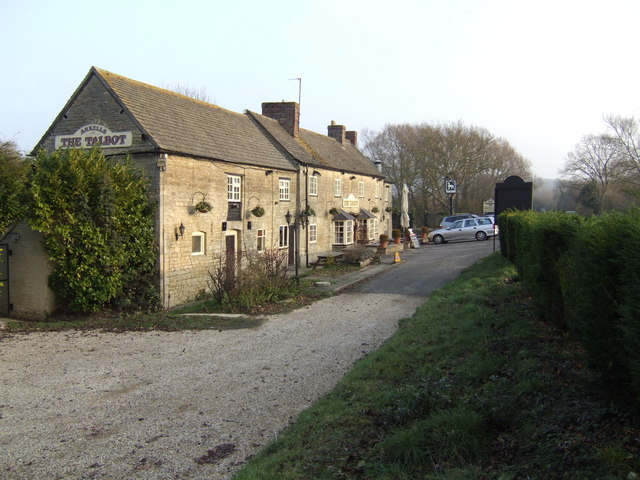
[362,121,532,226]
[560,115,640,214]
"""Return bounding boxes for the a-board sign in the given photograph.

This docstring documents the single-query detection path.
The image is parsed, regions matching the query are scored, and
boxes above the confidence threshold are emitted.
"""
[408,230,420,248]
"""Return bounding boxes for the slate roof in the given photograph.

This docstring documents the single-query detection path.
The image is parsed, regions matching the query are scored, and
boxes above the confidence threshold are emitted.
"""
[94,68,298,171]
[38,67,383,178]
[247,110,383,178]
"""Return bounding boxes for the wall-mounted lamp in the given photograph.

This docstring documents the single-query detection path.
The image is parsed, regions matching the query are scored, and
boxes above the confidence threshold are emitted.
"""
[285,210,292,225]
[175,222,185,241]
[350,175,356,180]
[265,170,274,176]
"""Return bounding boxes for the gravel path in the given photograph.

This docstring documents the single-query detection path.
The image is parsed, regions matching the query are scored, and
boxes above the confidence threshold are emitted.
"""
[0,292,425,480]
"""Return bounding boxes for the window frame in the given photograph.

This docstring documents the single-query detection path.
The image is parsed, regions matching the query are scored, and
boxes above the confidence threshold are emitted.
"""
[367,218,379,241]
[358,181,365,198]
[334,220,354,245]
[227,175,241,202]
[257,229,266,252]
[309,175,318,196]
[279,177,291,201]
[309,223,318,243]
[191,231,205,255]
[278,225,289,248]
[334,178,342,197]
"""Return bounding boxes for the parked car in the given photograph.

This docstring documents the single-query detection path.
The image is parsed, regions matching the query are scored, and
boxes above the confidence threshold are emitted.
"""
[438,213,477,229]
[477,215,495,224]
[428,217,498,244]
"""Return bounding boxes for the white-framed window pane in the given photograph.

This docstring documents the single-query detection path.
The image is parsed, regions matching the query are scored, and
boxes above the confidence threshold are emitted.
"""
[334,178,342,197]
[227,175,241,201]
[334,220,353,245]
[358,181,364,197]
[309,175,318,196]
[367,219,378,241]
[279,225,289,248]
[375,182,380,198]
[257,229,266,251]
[309,223,317,243]
[279,178,291,201]
[192,232,205,255]
[334,221,344,244]
[346,220,353,244]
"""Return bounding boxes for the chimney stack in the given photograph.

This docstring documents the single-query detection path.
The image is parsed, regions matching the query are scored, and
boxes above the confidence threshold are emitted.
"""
[327,121,346,145]
[345,130,358,147]
[261,102,299,137]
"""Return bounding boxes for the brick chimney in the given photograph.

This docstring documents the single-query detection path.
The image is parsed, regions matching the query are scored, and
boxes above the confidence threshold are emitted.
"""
[327,121,346,145]
[261,102,299,137]
[345,130,358,147]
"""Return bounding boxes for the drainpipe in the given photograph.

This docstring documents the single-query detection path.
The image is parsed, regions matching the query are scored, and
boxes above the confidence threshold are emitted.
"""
[304,166,311,267]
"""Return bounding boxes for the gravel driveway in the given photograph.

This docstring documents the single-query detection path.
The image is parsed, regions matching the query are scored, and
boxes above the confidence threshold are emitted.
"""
[1,291,425,480]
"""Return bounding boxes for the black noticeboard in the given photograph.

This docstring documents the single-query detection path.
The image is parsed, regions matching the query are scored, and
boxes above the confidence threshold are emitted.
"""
[494,175,533,223]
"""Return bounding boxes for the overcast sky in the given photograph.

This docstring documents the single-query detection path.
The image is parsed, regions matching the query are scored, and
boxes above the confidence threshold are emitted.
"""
[2,0,639,179]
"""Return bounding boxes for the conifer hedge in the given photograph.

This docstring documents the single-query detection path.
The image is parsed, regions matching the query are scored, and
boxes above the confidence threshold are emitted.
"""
[29,148,158,314]
[499,209,640,396]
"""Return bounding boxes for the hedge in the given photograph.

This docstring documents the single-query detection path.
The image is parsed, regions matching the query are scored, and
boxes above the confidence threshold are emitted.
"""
[499,209,640,397]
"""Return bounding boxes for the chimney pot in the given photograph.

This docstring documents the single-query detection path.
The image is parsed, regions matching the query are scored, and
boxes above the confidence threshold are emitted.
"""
[345,131,358,147]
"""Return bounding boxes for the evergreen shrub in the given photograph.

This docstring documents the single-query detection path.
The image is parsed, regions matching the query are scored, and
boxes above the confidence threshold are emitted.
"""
[29,148,158,314]
[502,209,640,396]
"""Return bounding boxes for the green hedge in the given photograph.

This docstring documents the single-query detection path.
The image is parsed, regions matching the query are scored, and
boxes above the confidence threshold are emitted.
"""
[499,209,640,397]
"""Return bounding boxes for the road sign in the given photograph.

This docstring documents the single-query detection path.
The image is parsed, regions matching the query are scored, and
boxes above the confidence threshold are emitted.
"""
[445,179,457,194]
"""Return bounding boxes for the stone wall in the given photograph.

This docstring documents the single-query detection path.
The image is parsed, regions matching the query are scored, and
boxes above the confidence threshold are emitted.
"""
[4,222,56,320]
[157,154,300,307]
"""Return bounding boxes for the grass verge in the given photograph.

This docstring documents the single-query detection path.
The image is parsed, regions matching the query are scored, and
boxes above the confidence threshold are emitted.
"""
[233,253,640,480]
[1,278,331,333]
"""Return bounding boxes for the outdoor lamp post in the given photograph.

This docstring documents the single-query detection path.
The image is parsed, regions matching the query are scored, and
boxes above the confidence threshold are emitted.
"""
[285,211,299,284]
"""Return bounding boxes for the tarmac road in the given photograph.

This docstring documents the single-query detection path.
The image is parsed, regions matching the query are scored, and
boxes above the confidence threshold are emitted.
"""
[354,239,497,296]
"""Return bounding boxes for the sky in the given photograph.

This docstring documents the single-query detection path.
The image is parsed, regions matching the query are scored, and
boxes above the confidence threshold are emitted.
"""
[2,0,639,179]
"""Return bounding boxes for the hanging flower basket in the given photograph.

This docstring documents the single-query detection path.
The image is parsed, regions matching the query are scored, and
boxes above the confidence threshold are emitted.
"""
[371,206,379,213]
[328,207,340,216]
[385,206,392,213]
[301,205,316,218]
[251,206,265,217]
[194,201,212,213]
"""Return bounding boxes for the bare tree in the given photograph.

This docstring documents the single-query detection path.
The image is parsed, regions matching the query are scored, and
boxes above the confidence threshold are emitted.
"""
[363,122,531,225]
[604,114,640,188]
[162,82,213,104]
[561,134,623,214]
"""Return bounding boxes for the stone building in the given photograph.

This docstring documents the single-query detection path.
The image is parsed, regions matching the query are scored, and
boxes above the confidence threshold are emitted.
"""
[3,67,390,317]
